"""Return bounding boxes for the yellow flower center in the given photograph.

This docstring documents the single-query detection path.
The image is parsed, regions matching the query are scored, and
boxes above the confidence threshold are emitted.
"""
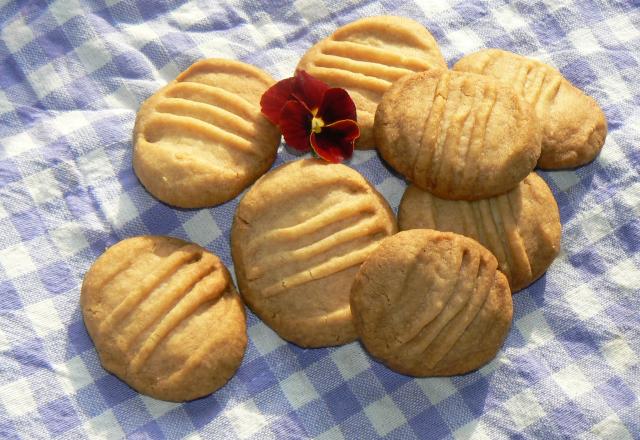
[311,116,324,134]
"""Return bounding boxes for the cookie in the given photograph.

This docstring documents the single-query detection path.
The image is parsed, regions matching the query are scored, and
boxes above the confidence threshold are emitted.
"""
[375,69,541,200]
[399,173,561,292]
[297,16,446,149]
[81,236,247,402]
[133,59,281,208]
[231,159,397,347]
[453,49,607,169]
[350,229,513,376]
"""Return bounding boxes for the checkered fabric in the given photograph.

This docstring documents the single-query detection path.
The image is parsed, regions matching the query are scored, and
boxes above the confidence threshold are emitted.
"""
[0,0,639,438]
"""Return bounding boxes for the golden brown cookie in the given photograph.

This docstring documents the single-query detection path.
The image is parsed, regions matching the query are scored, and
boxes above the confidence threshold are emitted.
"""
[133,59,281,208]
[375,69,542,200]
[231,159,397,347]
[350,229,513,377]
[81,236,246,402]
[399,173,561,292]
[297,16,446,149]
[453,49,607,169]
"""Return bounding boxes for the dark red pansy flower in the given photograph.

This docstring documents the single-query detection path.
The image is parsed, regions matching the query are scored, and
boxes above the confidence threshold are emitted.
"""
[260,70,359,163]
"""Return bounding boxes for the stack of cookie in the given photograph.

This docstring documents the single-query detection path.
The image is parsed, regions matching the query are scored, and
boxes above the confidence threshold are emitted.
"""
[80,16,607,402]
[351,18,605,375]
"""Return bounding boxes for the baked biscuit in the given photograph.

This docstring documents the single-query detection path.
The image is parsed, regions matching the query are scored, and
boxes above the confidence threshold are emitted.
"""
[399,173,561,292]
[231,159,397,347]
[375,70,541,200]
[81,236,247,402]
[297,16,446,149]
[453,49,607,169]
[350,230,512,376]
[133,59,281,208]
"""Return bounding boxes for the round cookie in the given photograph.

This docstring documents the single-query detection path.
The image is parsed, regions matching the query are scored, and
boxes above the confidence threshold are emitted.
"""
[297,16,446,149]
[375,69,542,200]
[351,230,513,376]
[133,59,281,208]
[399,173,561,292]
[231,159,397,347]
[453,49,607,169]
[81,236,247,402]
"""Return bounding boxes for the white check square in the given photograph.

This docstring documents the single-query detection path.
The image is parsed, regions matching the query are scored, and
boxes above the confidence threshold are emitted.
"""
[28,63,64,100]
[227,399,269,438]
[586,413,633,440]
[416,0,454,15]
[24,298,64,337]
[75,40,112,75]
[364,396,406,436]
[418,377,457,405]
[103,192,139,227]
[50,0,82,25]
[295,0,331,22]
[0,378,37,417]
[316,426,345,440]
[84,409,125,439]
[582,205,614,244]
[248,321,286,356]
[516,310,555,348]
[54,355,94,395]
[608,258,640,291]
[183,211,221,246]
[0,326,9,351]
[0,89,13,116]
[280,371,318,409]
[331,343,371,381]
[377,176,406,211]
[0,242,37,278]
[78,147,115,184]
[505,389,546,430]
[454,420,492,440]
[606,15,640,43]
[552,364,593,399]
[23,168,63,204]
[141,395,180,419]
[600,337,635,374]
[447,28,484,54]
[492,5,528,32]
[171,2,207,29]
[2,17,35,53]
[564,284,603,321]
[103,85,139,110]
[568,28,600,55]
[549,170,579,191]
[1,131,36,159]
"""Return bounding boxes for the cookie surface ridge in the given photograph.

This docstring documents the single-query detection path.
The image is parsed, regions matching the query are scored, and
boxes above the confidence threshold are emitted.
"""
[351,229,513,376]
[133,58,280,208]
[297,16,446,149]
[81,235,247,402]
[232,159,397,347]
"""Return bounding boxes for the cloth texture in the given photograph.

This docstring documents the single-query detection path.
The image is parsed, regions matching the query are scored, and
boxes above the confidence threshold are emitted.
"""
[0,0,639,438]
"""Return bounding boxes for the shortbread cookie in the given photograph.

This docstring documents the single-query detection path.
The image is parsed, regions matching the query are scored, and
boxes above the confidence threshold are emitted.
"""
[81,236,247,402]
[297,16,446,149]
[453,49,607,169]
[231,159,397,347]
[133,59,281,208]
[399,173,561,292]
[351,230,512,376]
[375,70,541,200]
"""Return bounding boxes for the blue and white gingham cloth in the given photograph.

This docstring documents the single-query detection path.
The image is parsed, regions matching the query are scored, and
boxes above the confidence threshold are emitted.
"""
[1,1,639,438]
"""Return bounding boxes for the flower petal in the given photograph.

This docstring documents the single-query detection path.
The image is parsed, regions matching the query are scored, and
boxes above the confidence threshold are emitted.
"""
[260,77,295,125]
[292,70,330,113]
[280,100,312,151]
[310,119,359,163]
[317,88,357,124]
